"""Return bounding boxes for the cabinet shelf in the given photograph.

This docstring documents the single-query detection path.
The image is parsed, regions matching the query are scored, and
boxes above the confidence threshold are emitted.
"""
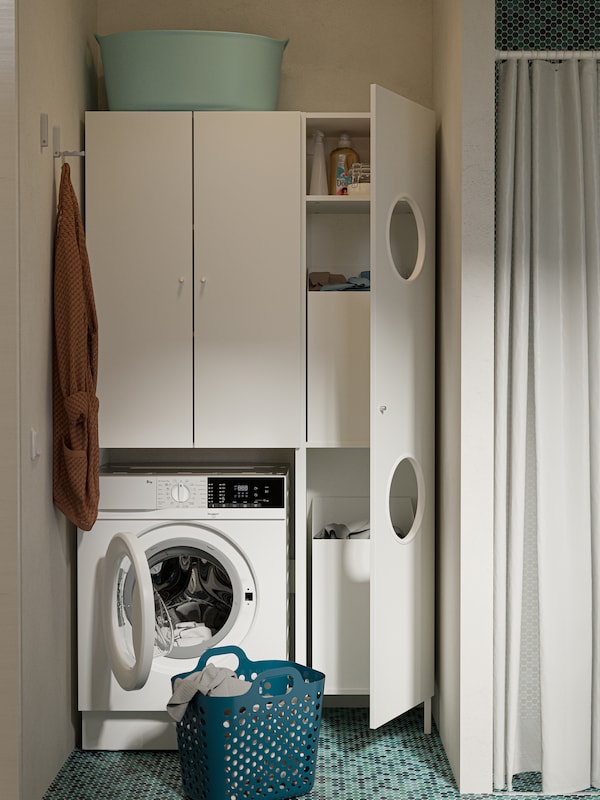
[306,196,416,216]
[306,196,370,215]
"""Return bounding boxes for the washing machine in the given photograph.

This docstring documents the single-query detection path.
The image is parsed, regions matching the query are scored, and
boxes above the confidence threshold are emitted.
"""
[77,466,289,750]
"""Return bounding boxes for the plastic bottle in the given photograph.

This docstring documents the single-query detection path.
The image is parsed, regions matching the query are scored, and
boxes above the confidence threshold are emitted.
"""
[309,130,328,196]
[328,133,360,195]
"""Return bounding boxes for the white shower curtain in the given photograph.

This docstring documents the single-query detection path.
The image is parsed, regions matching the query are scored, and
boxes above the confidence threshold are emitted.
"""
[495,58,600,795]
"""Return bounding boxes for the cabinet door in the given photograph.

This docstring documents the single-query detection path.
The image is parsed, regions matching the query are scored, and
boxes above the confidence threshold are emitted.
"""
[193,112,302,448]
[369,86,435,727]
[85,112,193,448]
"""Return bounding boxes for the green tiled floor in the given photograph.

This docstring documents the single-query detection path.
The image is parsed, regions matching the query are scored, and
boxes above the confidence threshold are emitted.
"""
[43,706,600,800]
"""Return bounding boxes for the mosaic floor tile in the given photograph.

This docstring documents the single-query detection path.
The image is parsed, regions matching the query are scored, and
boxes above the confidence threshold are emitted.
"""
[43,707,600,800]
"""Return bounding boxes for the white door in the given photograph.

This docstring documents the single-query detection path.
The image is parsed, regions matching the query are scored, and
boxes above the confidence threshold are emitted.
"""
[369,86,436,728]
[85,112,194,448]
[193,112,303,448]
[101,525,258,692]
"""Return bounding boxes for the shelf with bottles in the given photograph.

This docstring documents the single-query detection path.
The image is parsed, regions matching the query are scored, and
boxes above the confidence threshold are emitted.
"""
[305,113,371,211]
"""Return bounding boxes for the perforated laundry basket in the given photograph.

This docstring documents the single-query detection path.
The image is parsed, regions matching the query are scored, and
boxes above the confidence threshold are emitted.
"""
[171,646,325,800]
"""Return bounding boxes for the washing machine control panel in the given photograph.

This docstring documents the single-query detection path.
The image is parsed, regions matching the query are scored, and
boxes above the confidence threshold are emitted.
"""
[153,475,285,509]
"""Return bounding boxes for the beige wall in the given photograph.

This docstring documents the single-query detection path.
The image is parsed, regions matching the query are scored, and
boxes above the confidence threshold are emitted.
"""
[17,0,97,797]
[0,0,20,797]
[96,0,433,111]
[433,0,495,793]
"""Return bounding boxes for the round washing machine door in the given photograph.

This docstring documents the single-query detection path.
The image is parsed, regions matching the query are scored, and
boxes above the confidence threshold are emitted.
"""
[102,532,155,691]
[102,523,257,691]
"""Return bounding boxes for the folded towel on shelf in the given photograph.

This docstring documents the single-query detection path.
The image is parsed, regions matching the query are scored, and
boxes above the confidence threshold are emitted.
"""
[309,271,348,290]
[319,270,371,291]
[167,664,251,721]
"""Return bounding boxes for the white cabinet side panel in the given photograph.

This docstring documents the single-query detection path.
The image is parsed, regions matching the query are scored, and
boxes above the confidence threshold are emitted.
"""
[193,112,302,448]
[85,112,193,448]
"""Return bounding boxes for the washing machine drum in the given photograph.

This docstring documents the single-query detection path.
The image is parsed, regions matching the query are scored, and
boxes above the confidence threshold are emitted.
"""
[102,524,257,691]
[150,546,233,648]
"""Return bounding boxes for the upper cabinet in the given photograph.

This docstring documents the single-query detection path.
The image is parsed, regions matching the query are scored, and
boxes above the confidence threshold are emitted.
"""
[85,111,303,449]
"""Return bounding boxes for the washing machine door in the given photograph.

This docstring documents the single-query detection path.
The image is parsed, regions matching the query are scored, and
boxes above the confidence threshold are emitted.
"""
[102,531,159,691]
[102,523,259,691]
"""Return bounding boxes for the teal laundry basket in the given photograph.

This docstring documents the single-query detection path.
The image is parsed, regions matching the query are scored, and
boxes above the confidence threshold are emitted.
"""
[171,646,325,800]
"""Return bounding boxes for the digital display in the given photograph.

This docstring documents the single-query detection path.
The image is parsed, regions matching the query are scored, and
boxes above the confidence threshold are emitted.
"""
[207,477,284,508]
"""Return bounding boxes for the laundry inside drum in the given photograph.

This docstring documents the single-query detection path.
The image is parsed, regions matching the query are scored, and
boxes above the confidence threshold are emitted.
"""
[149,546,234,652]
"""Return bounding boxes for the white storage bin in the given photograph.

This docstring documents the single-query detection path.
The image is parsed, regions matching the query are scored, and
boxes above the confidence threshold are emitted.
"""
[311,497,370,694]
[310,495,416,695]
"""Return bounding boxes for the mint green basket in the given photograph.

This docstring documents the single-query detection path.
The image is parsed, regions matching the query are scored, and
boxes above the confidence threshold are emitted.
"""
[95,30,288,111]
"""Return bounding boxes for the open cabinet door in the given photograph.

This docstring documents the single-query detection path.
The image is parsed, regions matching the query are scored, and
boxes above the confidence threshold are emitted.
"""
[369,85,435,728]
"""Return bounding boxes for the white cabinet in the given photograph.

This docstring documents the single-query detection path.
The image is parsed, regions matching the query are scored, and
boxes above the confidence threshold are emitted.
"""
[86,91,435,732]
[303,86,435,729]
[85,111,303,449]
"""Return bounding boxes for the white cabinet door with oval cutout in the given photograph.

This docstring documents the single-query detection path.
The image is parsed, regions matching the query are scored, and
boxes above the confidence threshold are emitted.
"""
[369,85,435,728]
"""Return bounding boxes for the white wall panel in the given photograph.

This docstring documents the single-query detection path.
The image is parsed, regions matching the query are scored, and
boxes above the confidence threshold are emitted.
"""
[0,1,20,797]
[432,0,495,792]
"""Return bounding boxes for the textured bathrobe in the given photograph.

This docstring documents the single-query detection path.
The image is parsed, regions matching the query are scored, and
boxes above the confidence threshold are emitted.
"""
[52,162,100,530]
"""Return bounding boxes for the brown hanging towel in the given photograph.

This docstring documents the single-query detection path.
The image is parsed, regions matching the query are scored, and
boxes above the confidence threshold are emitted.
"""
[52,161,100,530]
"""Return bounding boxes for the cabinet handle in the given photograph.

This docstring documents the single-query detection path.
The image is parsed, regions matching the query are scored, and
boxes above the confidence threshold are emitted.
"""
[379,405,387,414]
[199,276,207,284]
[178,277,185,284]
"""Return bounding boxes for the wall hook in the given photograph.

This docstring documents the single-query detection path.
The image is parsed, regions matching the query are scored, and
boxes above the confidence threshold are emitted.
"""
[52,125,85,161]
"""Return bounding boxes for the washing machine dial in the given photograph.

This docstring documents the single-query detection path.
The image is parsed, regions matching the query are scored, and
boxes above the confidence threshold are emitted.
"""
[171,481,191,504]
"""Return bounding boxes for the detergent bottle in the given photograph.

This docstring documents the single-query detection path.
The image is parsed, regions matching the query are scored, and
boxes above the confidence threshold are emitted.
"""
[328,133,360,195]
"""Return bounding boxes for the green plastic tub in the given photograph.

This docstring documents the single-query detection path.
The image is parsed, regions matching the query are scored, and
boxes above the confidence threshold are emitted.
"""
[95,30,289,111]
